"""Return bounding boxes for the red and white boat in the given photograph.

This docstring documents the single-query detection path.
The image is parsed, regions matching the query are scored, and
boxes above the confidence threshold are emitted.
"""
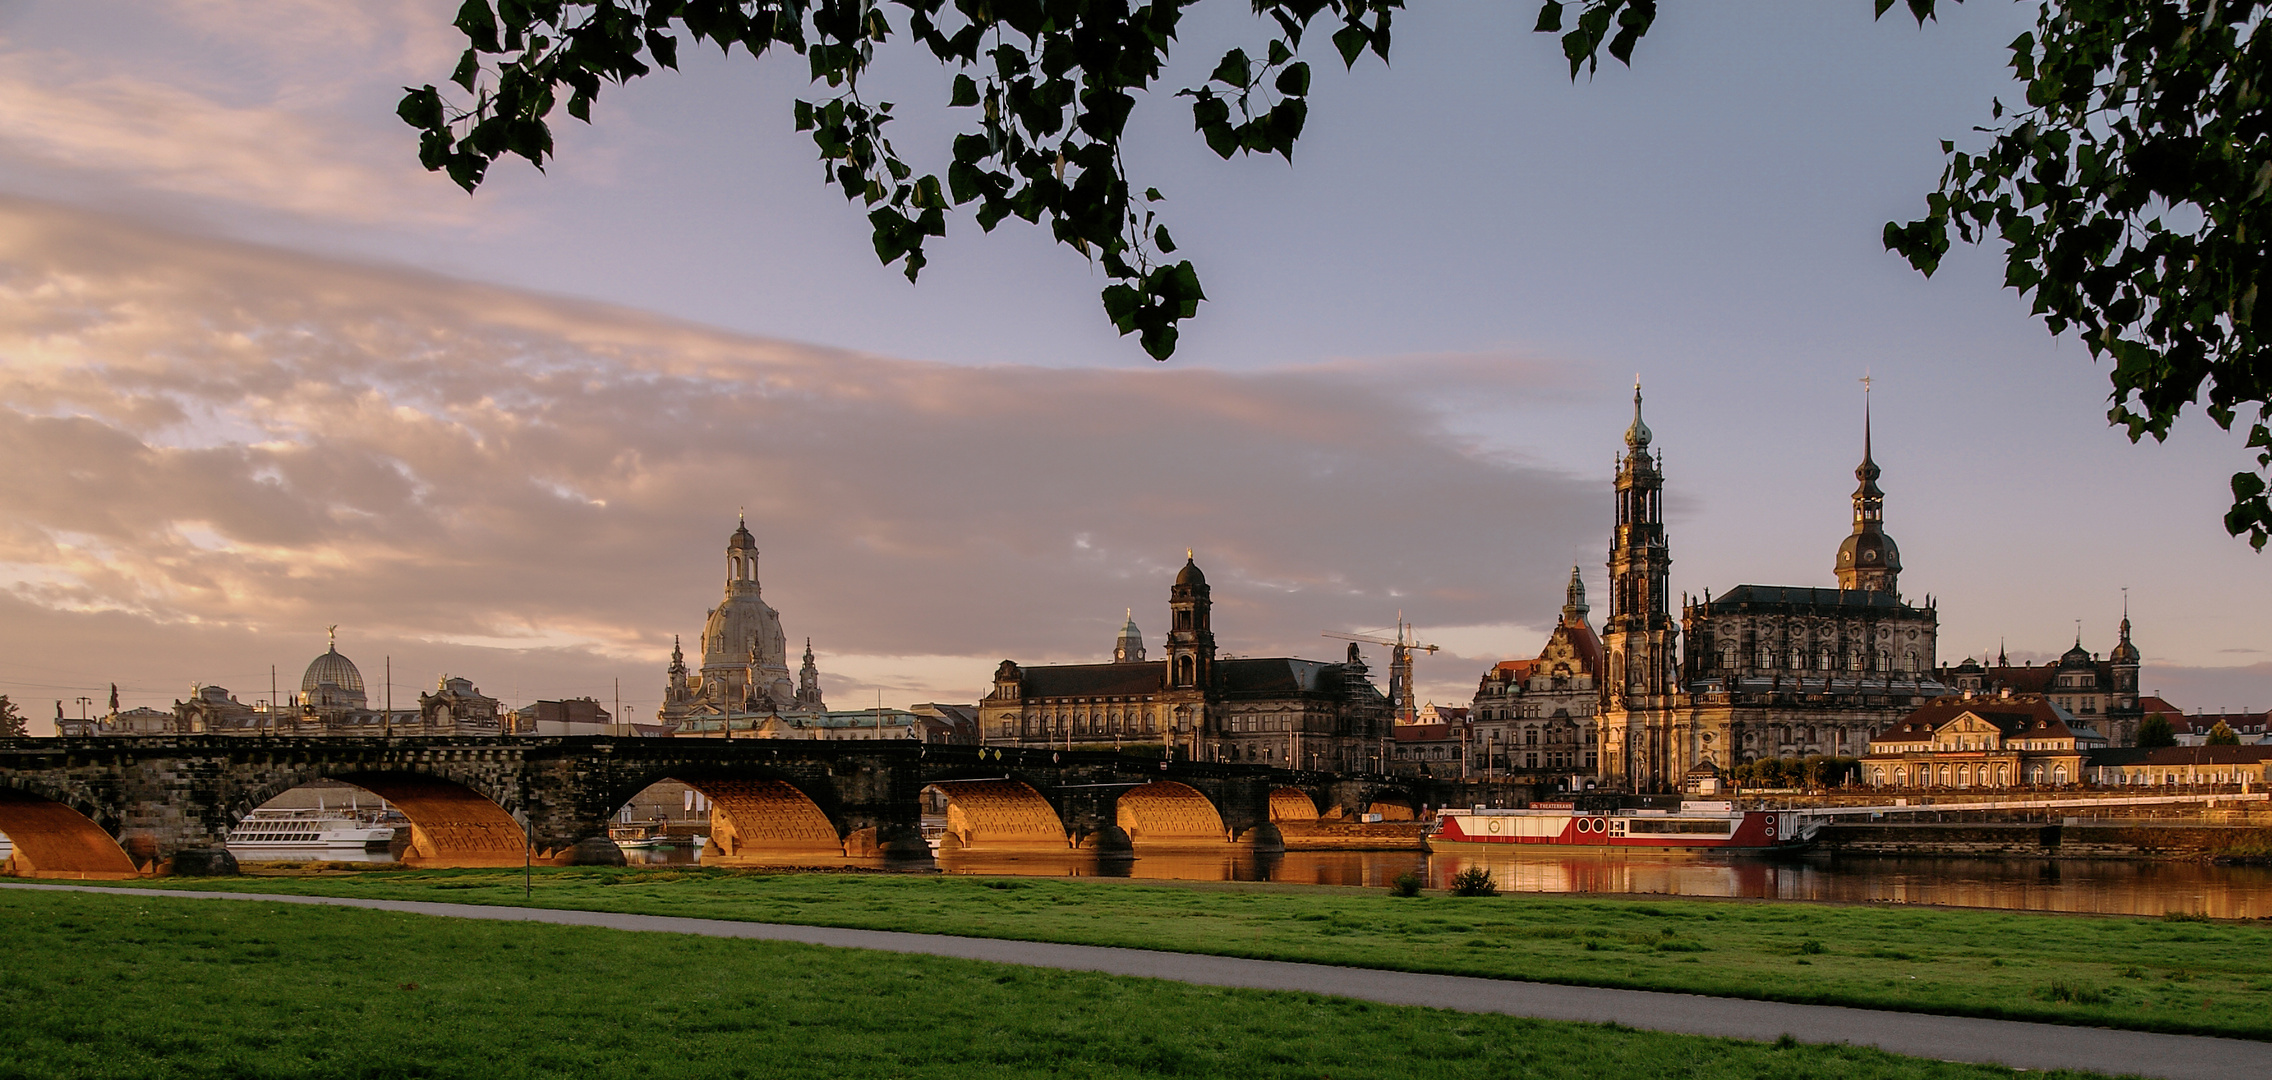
[1427,801,1814,854]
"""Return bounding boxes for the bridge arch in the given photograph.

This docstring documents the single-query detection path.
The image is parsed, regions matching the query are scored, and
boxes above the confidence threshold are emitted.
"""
[1115,781,1227,848]
[926,779,1070,853]
[1268,787,1320,823]
[0,786,139,879]
[1364,790,1417,820]
[680,777,844,864]
[324,773,527,868]
[594,766,853,865]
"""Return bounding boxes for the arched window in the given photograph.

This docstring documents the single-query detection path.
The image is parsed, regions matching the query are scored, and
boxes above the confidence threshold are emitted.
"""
[1938,765,1951,786]
[1996,764,2009,786]
[1871,767,1885,786]
[2053,765,2068,785]
[1176,656,1194,686]
[1956,765,1970,787]
[1894,767,1907,786]
[2030,765,2045,785]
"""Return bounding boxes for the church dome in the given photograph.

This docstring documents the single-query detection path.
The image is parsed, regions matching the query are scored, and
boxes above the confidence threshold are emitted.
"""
[728,515,756,551]
[1835,531,1900,575]
[1176,555,1207,587]
[301,645,365,696]
[2058,641,2095,669]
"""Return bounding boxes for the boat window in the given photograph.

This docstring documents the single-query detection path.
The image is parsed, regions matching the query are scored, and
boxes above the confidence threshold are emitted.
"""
[1623,819,1734,835]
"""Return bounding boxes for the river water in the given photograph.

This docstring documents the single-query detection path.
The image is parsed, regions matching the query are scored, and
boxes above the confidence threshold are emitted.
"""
[211,841,2272,919]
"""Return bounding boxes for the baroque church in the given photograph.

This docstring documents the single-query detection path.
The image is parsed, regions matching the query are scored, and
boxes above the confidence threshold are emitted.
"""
[657,518,829,732]
[980,554,1397,770]
[1591,384,1953,791]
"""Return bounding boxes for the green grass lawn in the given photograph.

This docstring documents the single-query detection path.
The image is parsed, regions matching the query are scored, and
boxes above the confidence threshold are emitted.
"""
[0,890,2116,1080]
[96,866,2272,1041]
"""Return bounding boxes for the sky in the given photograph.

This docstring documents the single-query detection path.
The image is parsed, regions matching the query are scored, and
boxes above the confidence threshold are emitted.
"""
[0,1,2265,735]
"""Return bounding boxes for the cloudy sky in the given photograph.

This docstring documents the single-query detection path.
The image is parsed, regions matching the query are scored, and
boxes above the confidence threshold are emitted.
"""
[0,1,2264,734]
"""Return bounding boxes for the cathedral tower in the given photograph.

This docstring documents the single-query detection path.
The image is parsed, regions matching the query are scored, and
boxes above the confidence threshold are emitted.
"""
[1599,383,1684,790]
[1834,390,1903,595]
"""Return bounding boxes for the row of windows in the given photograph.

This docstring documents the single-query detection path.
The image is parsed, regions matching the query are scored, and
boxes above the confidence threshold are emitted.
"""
[1870,763,2069,787]
[1709,648,1921,673]
[2101,769,2264,785]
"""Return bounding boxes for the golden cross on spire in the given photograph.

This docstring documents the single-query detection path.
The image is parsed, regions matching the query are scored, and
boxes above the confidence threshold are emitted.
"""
[1861,372,1873,394]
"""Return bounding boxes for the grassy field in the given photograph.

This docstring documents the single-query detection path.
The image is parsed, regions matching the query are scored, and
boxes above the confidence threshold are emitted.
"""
[0,890,2120,1080]
[98,866,2272,1041]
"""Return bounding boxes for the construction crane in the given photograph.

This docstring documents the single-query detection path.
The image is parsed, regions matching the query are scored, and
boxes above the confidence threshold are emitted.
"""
[1322,617,1440,726]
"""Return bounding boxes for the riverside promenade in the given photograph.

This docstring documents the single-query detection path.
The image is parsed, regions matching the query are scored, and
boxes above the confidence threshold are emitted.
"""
[9,882,2266,1080]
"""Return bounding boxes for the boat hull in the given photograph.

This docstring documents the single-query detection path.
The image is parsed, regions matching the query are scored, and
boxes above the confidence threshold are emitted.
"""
[1426,808,1811,855]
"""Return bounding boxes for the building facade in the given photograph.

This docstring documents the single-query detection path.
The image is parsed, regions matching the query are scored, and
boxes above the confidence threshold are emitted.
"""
[979,556,1396,770]
[1469,567,1602,777]
[1936,615,2144,745]
[1860,695,2104,789]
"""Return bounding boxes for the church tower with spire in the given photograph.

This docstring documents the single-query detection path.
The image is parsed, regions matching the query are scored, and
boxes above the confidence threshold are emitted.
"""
[1561,565,1590,629]
[1598,382,1687,790]
[1835,388,1903,595]
[793,638,827,712]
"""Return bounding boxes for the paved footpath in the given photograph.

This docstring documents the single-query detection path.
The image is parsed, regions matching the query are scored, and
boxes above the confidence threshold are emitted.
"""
[9,883,2267,1080]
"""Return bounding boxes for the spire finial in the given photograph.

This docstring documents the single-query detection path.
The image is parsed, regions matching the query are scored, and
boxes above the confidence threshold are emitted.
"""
[326,624,338,651]
[1623,379,1653,449]
[1186,547,1193,560]
[1861,373,1874,466]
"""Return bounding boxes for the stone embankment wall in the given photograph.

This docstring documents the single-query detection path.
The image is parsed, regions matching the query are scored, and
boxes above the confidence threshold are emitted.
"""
[1815,822,2272,861]
[1277,820,1428,851]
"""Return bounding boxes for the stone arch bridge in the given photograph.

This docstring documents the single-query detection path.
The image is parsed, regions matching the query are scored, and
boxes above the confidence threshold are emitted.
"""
[0,737,1530,877]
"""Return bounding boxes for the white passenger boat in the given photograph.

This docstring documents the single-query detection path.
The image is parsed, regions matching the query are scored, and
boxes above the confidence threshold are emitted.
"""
[229,808,397,849]
[608,822,675,850]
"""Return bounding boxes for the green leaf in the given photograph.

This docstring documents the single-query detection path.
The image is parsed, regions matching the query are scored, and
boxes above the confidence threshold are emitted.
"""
[397,86,446,131]
[950,74,980,108]
[1275,62,1310,98]
[1332,24,1367,68]
[1154,225,1176,254]
[1534,2,1564,33]
[455,0,500,53]
[1210,48,1252,89]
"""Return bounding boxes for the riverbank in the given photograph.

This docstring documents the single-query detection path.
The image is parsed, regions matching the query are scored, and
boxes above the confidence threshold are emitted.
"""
[10,890,2088,1080]
[92,865,2272,1041]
